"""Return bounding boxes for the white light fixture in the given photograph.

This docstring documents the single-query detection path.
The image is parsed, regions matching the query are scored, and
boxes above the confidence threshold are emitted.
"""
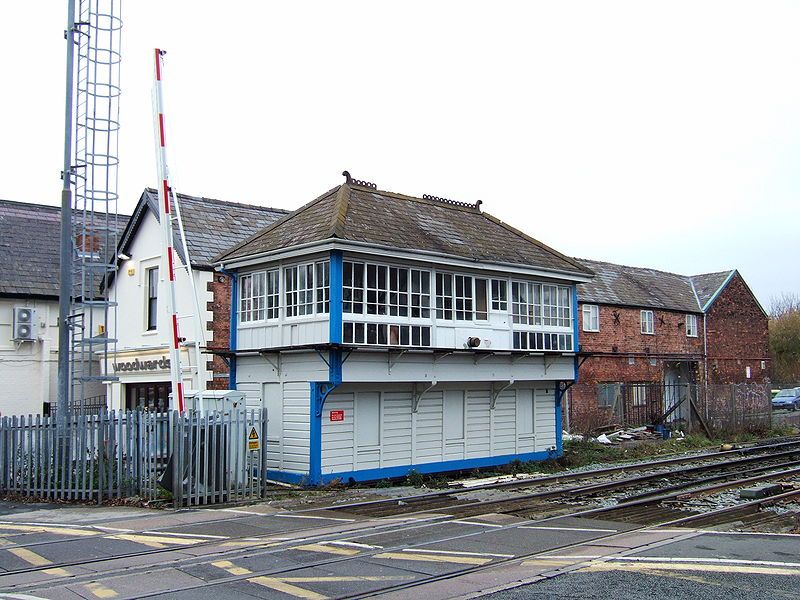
[117,252,131,261]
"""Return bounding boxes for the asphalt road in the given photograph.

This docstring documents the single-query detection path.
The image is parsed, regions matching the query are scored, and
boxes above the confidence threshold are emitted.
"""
[483,570,800,600]
[0,502,797,599]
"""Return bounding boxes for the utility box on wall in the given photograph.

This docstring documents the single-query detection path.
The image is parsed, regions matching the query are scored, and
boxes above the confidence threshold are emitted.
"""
[12,307,36,342]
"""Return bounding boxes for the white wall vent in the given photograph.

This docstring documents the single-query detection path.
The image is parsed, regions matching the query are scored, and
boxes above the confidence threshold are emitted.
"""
[12,307,36,342]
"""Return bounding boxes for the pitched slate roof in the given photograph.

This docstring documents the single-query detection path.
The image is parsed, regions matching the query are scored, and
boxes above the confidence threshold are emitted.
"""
[690,270,735,309]
[218,180,592,277]
[127,189,289,269]
[0,199,128,298]
[575,258,738,313]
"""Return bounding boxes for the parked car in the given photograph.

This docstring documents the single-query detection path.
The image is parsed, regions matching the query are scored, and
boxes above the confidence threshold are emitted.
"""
[771,388,800,410]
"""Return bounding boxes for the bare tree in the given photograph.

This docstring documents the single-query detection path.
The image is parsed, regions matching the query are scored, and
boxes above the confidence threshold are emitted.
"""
[770,292,800,319]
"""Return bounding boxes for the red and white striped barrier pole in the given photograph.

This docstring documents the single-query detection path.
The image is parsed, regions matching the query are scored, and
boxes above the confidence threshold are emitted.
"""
[153,48,185,412]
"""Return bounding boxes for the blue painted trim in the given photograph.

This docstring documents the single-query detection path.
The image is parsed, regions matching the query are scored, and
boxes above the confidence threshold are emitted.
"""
[320,450,557,484]
[329,250,343,344]
[554,387,564,456]
[572,283,579,356]
[309,382,323,485]
[701,269,737,313]
[308,348,345,486]
[267,469,309,485]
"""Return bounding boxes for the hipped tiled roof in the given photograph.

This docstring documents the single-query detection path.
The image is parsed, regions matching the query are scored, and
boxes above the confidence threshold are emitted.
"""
[218,181,592,277]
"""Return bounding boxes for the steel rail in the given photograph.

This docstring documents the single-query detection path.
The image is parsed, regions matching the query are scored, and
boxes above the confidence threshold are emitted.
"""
[335,448,800,518]
[26,464,799,600]
[1,439,798,576]
[322,437,800,514]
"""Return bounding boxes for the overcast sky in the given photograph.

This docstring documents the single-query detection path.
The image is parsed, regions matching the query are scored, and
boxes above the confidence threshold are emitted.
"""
[2,2,798,308]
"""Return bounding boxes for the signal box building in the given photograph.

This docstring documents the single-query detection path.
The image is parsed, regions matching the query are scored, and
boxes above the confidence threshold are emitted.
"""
[216,175,593,485]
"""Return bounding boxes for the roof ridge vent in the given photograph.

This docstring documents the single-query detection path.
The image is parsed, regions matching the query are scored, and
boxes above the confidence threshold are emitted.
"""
[342,170,377,189]
[422,194,482,211]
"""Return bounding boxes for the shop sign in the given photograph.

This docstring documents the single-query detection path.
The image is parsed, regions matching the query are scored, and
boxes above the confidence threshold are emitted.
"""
[112,356,170,373]
[329,410,344,422]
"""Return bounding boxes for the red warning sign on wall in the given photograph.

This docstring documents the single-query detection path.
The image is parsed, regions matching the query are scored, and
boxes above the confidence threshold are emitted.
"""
[329,410,344,422]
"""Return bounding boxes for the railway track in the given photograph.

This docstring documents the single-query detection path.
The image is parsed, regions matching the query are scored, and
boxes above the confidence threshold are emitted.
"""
[44,465,798,600]
[2,437,800,598]
[325,438,800,518]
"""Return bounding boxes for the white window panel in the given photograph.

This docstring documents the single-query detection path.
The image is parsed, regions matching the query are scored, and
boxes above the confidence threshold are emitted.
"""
[686,314,698,337]
[641,310,654,335]
[240,271,266,323]
[582,304,599,332]
[491,279,508,312]
[454,275,474,321]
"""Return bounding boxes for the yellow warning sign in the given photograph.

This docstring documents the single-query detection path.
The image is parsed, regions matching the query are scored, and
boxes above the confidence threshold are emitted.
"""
[247,426,261,451]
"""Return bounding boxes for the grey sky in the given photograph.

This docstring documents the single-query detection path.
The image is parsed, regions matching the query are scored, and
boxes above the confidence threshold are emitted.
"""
[2,2,798,307]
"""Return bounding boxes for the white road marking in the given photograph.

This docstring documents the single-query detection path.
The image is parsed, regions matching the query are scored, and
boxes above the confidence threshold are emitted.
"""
[274,514,356,522]
[142,530,228,540]
[535,555,603,560]
[375,551,492,565]
[519,525,618,533]
[400,548,514,558]
[611,556,800,568]
[326,540,383,549]
[217,508,265,516]
[450,520,504,528]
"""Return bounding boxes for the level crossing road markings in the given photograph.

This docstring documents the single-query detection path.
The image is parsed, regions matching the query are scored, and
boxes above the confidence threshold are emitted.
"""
[580,557,800,577]
[6,547,70,576]
[210,560,411,599]
[84,581,119,599]
[105,533,204,549]
[374,548,512,565]
[519,525,619,533]
[0,523,100,537]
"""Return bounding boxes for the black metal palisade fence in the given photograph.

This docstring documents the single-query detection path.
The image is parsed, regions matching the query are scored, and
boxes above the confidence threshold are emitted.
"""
[0,409,268,508]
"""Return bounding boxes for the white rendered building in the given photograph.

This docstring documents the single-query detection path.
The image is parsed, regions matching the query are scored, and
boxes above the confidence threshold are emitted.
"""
[103,189,286,410]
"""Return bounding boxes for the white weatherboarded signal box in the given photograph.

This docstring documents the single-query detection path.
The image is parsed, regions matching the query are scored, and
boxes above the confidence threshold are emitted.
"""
[248,426,261,451]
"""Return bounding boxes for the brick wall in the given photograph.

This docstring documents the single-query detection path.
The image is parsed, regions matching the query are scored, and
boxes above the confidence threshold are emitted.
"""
[577,304,704,383]
[570,304,704,432]
[705,273,770,384]
[206,272,232,391]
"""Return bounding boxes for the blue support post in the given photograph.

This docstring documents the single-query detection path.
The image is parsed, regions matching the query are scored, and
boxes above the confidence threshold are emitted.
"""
[309,382,323,485]
[308,348,344,486]
[329,250,343,344]
[555,386,564,456]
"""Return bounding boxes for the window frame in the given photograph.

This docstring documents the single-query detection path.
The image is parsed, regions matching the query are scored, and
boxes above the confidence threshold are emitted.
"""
[640,309,655,335]
[145,266,159,332]
[582,304,599,332]
[686,313,698,337]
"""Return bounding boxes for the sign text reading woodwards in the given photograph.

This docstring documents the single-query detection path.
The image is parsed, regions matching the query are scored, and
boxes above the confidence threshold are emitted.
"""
[112,356,170,373]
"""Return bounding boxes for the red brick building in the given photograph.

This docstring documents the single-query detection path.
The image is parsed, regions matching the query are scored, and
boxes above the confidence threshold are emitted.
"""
[568,260,769,432]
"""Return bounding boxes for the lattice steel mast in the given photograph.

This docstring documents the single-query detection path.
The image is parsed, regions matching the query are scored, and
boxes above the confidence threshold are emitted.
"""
[59,0,122,418]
